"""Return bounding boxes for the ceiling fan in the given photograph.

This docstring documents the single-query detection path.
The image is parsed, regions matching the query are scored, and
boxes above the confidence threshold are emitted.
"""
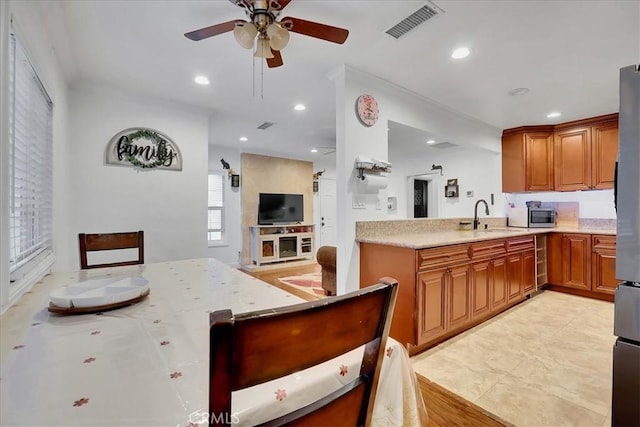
[184,0,349,68]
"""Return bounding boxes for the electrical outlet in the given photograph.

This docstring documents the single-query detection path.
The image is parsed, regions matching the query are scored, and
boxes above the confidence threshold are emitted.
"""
[352,196,366,209]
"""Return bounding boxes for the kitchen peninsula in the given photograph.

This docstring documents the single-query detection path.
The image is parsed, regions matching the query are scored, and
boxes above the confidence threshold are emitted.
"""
[357,218,616,356]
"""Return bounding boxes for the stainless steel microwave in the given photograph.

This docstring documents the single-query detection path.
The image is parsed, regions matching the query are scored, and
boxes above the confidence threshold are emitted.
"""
[507,207,556,228]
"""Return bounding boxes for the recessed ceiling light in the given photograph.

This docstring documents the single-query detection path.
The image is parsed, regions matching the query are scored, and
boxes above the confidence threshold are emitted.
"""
[451,47,471,59]
[310,148,318,153]
[508,87,529,96]
[426,139,436,145]
[194,75,210,85]
[294,104,306,111]
[547,111,562,118]
[239,136,248,142]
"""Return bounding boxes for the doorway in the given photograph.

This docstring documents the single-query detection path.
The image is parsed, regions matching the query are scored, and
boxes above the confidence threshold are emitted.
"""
[408,175,438,218]
[318,178,336,247]
[414,179,429,218]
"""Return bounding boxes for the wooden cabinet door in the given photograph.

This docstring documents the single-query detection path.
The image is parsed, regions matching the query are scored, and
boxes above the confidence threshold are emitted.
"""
[592,249,619,295]
[416,269,448,344]
[501,132,526,193]
[507,253,524,302]
[526,132,554,191]
[523,249,536,294]
[591,122,618,189]
[470,261,491,320]
[448,265,471,330]
[490,257,508,311]
[547,233,563,285]
[591,236,619,295]
[555,127,591,191]
[561,234,591,290]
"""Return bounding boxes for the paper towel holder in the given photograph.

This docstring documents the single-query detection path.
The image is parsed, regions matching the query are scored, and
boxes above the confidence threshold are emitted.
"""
[355,156,391,179]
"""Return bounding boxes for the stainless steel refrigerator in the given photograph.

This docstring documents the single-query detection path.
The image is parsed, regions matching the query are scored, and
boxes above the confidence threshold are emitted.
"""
[612,64,640,426]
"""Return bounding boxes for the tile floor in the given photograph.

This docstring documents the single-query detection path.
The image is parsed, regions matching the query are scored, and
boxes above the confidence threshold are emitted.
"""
[411,290,616,427]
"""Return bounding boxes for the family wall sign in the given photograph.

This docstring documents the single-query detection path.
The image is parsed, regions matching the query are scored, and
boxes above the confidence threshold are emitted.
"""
[106,127,183,171]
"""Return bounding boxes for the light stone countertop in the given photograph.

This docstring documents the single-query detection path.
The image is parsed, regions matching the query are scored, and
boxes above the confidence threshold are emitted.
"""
[356,227,616,249]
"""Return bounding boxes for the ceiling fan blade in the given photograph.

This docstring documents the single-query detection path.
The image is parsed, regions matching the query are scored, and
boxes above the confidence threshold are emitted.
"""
[266,49,284,68]
[269,0,292,10]
[184,20,244,41]
[281,17,349,44]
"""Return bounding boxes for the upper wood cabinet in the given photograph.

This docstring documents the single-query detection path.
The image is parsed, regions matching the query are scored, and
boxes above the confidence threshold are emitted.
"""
[502,113,618,193]
[554,127,592,191]
[554,117,619,191]
[502,128,554,192]
[591,121,619,189]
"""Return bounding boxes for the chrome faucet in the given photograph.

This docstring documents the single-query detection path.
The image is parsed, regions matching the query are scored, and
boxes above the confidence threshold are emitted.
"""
[473,199,490,230]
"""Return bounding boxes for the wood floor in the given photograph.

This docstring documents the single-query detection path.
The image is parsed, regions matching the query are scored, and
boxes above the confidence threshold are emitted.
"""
[241,261,322,301]
[243,262,508,426]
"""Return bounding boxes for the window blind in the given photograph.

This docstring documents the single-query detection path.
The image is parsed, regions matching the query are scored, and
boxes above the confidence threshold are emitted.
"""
[208,172,225,242]
[8,34,54,284]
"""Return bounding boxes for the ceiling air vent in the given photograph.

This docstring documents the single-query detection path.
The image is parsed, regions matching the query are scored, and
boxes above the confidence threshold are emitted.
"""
[385,2,444,39]
[432,142,456,149]
[257,121,275,130]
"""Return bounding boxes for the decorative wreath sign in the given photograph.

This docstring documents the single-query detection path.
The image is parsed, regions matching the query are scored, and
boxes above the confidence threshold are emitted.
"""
[105,127,182,171]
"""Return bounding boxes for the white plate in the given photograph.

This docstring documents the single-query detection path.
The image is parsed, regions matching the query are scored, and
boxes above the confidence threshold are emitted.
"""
[50,277,149,308]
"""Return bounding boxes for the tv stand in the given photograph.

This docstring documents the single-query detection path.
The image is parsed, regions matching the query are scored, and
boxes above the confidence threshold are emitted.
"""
[250,224,315,266]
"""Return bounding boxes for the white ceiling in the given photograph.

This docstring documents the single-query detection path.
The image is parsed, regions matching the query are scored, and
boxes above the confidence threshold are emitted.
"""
[38,0,639,161]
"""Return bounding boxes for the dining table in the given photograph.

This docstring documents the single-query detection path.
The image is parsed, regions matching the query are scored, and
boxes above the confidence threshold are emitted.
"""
[0,258,427,426]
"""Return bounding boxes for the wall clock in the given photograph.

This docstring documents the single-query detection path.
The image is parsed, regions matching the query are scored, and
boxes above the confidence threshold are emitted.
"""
[355,94,379,127]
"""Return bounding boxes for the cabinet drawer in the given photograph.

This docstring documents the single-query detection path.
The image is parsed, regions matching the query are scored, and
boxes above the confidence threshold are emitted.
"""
[506,236,535,253]
[592,234,616,250]
[469,239,507,259]
[417,244,470,270]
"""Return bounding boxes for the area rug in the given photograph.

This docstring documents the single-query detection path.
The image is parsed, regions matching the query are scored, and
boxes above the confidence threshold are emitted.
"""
[277,272,326,299]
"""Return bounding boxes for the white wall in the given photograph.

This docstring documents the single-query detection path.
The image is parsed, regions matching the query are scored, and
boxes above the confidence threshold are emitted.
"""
[63,86,209,271]
[389,146,504,219]
[207,144,242,265]
[508,189,616,219]
[334,65,502,294]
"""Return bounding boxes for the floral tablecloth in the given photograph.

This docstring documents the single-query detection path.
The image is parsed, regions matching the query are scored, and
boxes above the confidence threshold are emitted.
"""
[0,258,427,426]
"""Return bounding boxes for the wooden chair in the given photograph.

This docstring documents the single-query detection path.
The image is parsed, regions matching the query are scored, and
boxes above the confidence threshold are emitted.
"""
[209,278,398,427]
[78,230,144,269]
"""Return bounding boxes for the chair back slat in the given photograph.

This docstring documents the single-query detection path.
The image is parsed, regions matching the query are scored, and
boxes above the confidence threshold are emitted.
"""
[209,278,398,427]
[78,231,144,269]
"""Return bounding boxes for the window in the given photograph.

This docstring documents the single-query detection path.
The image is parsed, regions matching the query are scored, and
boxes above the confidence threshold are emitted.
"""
[208,172,225,243]
[7,33,54,291]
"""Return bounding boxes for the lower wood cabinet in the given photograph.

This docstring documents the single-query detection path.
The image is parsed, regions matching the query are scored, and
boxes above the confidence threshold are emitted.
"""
[360,235,535,354]
[470,256,510,320]
[470,260,492,320]
[547,232,619,298]
[416,269,447,344]
[591,235,619,295]
[416,265,472,344]
[507,253,524,302]
[490,257,508,312]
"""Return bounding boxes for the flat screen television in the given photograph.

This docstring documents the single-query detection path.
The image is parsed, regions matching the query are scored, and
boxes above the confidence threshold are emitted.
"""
[258,193,304,225]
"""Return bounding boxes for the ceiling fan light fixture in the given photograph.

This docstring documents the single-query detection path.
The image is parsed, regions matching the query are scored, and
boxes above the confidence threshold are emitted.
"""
[233,22,258,49]
[267,23,290,51]
[254,37,274,58]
